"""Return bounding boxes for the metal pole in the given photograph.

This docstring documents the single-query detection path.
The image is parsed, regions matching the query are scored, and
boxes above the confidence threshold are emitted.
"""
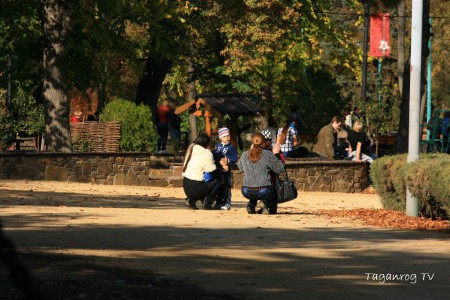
[361,2,369,102]
[426,17,432,140]
[406,0,423,217]
[378,59,382,107]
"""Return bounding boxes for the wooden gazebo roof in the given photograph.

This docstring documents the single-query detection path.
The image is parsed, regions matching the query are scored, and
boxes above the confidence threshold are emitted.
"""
[175,93,263,147]
[175,93,262,117]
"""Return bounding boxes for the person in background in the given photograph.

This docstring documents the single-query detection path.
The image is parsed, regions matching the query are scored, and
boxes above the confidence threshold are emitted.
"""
[237,133,285,215]
[167,102,182,152]
[70,110,82,122]
[289,104,305,132]
[264,116,278,144]
[182,133,221,210]
[312,116,342,159]
[276,117,300,158]
[347,121,374,163]
[261,129,285,214]
[344,111,353,130]
[441,111,450,153]
[213,127,238,210]
[156,100,170,154]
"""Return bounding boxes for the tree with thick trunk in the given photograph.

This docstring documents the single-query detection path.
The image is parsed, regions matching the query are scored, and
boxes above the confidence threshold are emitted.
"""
[187,44,198,143]
[393,0,431,153]
[397,0,406,96]
[135,57,172,124]
[41,0,72,152]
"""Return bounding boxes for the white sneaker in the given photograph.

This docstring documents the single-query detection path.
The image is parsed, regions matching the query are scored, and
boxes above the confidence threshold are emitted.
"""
[221,204,231,210]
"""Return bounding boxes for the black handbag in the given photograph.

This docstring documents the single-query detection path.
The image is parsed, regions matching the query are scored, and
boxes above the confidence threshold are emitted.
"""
[276,168,298,203]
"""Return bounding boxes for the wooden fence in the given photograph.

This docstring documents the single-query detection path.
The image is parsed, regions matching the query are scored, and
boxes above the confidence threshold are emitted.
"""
[70,121,121,152]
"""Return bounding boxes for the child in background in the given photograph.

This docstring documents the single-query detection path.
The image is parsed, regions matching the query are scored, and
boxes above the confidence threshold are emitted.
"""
[213,127,238,210]
[70,110,82,122]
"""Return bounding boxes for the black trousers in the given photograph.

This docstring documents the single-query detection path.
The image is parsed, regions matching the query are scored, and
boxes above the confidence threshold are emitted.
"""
[183,177,221,201]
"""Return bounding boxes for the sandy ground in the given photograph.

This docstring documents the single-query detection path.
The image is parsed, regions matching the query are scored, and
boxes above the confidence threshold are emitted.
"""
[1,180,449,300]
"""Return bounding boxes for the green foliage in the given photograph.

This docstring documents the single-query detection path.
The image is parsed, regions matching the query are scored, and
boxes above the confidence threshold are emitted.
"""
[371,154,450,220]
[10,84,45,135]
[0,85,44,150]
[100,99,157,151]
[71,129,95,152]
[275,67,348,132]
[0,90,15,150]
[430,1,450,108]
[2,0,449,147]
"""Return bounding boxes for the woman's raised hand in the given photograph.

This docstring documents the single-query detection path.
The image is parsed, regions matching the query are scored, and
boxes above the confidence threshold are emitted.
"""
[272,143,280,154]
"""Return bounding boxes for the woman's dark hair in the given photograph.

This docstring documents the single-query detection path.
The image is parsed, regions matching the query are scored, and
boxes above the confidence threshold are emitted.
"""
[182,133,211,172]
[193,133,211,148]
[277,117,294,145]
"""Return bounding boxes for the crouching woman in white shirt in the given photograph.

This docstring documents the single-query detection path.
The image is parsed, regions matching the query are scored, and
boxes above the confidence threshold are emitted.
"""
[182,133,221,209]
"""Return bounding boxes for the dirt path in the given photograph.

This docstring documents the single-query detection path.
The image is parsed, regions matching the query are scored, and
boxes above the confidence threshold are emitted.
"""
[1,180,449,299]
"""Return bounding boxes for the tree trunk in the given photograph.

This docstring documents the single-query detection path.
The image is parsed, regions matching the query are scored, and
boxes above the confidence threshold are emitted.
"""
[397,0,406,96]
[42,0,72,152]
[136,57,172,123]
[187,44,198,143]
[393,0,431,153]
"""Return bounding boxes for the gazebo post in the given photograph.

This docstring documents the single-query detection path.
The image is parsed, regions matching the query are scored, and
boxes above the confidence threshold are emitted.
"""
[230,114,239,148]
[204,110,214,138]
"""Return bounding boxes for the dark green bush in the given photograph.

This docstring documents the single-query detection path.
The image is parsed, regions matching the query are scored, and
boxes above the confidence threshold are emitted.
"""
[371,153,450,219]
[0,103,15,150]
[100,99,157,151]
[1,85,45,151]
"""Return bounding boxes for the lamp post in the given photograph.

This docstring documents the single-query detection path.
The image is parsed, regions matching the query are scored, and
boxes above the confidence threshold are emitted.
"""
[406,0,424,217]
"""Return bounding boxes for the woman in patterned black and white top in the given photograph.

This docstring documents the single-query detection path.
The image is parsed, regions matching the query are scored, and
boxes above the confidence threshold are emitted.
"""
[237,133,285,215]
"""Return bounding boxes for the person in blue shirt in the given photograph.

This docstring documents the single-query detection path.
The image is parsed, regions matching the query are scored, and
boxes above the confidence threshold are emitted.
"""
[213,127,238,210]
[442,111,450,153]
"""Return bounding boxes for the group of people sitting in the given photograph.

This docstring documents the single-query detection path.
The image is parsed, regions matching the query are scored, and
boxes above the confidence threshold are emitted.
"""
[313,116,375,163]
[267,114,375,163]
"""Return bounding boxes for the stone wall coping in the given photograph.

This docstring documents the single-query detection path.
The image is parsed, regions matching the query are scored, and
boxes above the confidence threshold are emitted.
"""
[0,152,184,159]
[1,152,366,166]
[284,159,368,166]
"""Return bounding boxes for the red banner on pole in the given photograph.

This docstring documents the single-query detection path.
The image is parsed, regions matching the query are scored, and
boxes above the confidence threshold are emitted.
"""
[370,13,391,58]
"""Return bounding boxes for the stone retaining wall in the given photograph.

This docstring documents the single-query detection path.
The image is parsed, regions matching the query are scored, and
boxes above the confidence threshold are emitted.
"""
[0,152,185,187]
[0,153,369,193]
[232,160,369,193]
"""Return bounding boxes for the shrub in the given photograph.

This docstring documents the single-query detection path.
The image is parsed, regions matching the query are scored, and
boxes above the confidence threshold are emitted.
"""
[100,99,157,151]
[0,85,45,151]
[0,103,15,150]
[10,86,45,135]
[371,154,408,211]
[405,154,450,219]
[371,153,450,219]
